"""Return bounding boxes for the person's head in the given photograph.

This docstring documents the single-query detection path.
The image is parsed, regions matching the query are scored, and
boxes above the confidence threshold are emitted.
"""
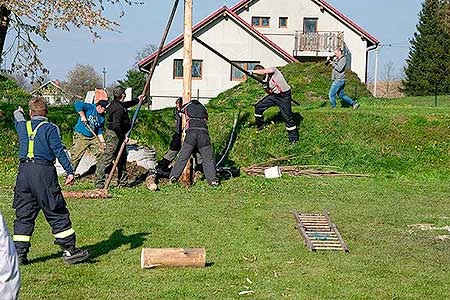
[96,100,109,114]
[29,98,48,117]
[334,47,343,58]
[175,97,183,109]
[253,64,265,71]
[113,86,126,102]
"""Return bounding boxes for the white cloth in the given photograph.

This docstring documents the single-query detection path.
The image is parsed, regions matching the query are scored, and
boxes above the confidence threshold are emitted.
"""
[0,212,21,300]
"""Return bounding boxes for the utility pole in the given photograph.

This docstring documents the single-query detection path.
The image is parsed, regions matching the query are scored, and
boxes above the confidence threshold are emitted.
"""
[373,46,379,97]
[102,67,107,89]
[180,0,193,187]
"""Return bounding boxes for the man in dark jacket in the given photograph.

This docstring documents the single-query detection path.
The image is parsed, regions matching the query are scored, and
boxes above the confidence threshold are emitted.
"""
[12,98,90,265]
[169,100,219,186]
[94,86,142,188]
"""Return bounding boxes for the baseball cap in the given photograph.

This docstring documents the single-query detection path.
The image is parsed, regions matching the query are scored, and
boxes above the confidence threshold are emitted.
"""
[97,100,109,108]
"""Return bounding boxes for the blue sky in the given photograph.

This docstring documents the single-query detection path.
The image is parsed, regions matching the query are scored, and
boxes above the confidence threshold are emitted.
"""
[8,0,422,85]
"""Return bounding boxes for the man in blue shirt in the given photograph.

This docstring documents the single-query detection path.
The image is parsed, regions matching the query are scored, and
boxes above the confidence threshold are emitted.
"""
[69,100,108,173]
[12,98,91,265]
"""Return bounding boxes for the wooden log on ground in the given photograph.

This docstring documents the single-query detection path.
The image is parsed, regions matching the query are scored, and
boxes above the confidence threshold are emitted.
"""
[141,248,206,269]
[62,189,111,199]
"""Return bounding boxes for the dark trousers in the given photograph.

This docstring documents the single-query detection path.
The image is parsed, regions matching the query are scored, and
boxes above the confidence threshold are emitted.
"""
[254,90,299,142]
[13,161,75,255]
[95,129,128,188]
[169,129,218,184]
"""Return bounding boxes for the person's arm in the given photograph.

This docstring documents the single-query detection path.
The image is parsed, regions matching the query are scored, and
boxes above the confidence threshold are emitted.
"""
[249,68,275,76]
[332,57,347,73]
[48,124,75,184]
[13,106,26,136]
[74,102,90,122]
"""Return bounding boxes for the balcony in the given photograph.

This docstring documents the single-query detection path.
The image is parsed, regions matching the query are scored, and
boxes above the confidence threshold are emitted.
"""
[293,31,344,56]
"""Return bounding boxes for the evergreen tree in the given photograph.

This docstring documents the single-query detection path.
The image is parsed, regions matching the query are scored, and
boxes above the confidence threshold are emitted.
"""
[403,0,450,96]
[118,70,146,99]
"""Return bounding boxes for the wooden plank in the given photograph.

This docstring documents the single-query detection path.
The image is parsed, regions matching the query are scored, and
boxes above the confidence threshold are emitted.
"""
[324,210,349,252]
[292,210,315,251]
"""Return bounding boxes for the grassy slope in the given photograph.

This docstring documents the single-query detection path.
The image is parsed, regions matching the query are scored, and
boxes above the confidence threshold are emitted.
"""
[0,64,450,299]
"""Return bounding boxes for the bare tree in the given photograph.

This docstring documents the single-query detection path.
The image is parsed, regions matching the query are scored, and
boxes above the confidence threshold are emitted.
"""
[0,1,142,84]
[382,61,397,96]
[63,64,102,98]
[134,43,158,68]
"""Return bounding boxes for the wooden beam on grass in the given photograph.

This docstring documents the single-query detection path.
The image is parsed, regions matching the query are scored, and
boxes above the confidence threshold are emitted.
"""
[141,248,206,269]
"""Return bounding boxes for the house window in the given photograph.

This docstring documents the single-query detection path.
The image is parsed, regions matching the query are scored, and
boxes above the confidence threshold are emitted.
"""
[304,18,318,33]
[279,17,288,28]
[231,62,260,81]
[252,17,270,28]
[173,59,203,79]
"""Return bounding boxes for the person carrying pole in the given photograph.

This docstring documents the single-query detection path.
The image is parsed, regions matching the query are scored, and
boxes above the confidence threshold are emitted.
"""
[12,98,91,265]
[326,47,360,109]
[69,99,108,174]
[250,65,299,145]
[95,86,144,189]
[169,100,219,186]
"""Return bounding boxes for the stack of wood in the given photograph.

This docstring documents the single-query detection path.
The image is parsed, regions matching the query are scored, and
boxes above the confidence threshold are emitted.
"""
[242,156,369,178]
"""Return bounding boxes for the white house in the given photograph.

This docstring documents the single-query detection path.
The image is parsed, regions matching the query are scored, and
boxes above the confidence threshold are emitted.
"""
[31,80,73,106]
[138,0,378,110]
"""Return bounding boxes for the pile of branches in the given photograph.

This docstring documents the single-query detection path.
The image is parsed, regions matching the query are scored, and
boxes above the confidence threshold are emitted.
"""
[242,156,370,178]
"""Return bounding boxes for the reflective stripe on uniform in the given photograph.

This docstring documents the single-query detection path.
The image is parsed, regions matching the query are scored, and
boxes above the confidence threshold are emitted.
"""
[254,114,263,118]
[26,120,48,159]
[13,235,31,242]
[286,126,297,131]
[54,228,75,239]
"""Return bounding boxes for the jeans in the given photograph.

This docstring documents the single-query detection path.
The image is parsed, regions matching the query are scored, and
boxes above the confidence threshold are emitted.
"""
[329,79,355,108]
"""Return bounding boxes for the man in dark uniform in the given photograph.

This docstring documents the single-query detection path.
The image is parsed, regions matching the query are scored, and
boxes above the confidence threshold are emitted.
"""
[169,100,219,186]
[155,97,203,177]
[249,64,299,144]
[12,98,90,265]
[95,86,143,189]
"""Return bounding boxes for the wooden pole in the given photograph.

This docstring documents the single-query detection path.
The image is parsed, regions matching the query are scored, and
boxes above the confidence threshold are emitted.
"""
[141,248,206,269]
[180,0,193,187]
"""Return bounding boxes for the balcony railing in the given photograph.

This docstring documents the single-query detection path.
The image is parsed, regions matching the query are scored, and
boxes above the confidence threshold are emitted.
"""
[294,31,344,54]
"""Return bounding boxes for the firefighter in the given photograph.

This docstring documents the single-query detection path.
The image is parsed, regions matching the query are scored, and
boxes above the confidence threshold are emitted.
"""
[69,99,108,173]
[12,98,91,265]
[249,64,299,144]
[169,100,219,186]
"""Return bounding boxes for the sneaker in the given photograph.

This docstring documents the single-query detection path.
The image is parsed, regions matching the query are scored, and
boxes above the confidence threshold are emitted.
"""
[210,180,220,187]
[352,102,360,110]
[17,254,29,265]
[62,247,91,265]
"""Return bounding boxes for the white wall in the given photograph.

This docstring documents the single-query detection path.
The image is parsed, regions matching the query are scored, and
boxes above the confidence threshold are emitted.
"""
[237,0,370,82]
[149,16,290,110]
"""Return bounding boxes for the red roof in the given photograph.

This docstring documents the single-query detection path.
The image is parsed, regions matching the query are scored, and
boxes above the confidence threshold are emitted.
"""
[232,0,379,45]
[138,6,297,69]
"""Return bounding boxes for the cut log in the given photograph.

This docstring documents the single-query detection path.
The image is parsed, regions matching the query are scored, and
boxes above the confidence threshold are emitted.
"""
[141,248,206,269]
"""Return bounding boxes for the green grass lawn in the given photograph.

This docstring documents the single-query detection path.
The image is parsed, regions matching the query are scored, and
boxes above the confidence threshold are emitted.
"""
[1,90,450,299]
[1,175,449,300]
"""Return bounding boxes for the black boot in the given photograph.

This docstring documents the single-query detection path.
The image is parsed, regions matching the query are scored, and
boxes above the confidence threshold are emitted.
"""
[61,245,91,265]
[17,253,29,265]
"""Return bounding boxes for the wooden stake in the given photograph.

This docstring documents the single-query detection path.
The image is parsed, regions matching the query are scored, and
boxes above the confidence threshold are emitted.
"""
[180,0,193,187]
[141,248,206,269]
